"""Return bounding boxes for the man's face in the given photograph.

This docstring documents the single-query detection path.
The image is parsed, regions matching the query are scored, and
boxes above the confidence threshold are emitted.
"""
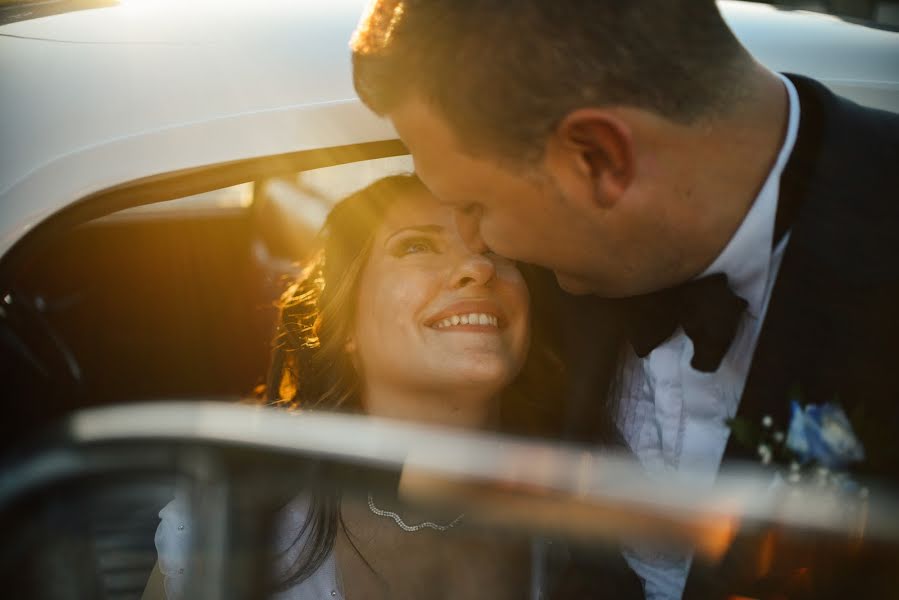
[388,97,643,296]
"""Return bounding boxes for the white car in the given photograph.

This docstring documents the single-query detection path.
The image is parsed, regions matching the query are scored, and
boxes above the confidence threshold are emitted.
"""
[1,0,897,423]
[1,0,897,260]
[0,1,897,598]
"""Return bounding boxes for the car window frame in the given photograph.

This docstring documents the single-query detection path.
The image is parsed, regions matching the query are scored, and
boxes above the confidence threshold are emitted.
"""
[0,139,408,285]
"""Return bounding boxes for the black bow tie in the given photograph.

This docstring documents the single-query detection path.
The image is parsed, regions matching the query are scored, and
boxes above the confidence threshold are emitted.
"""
[619,273,747,372]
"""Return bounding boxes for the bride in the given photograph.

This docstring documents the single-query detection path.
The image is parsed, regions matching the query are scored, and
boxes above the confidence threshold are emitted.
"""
[148,174,570,599]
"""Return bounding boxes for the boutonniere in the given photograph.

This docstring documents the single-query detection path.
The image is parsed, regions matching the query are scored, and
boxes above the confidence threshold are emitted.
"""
[726,395,877,593]
[728,388,892,598]
[727,389,866,491]
[785,401,865,471]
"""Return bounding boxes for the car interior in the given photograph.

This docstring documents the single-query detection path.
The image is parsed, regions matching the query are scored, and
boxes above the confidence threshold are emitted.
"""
[0,141,412,596]
[0,141,410,451]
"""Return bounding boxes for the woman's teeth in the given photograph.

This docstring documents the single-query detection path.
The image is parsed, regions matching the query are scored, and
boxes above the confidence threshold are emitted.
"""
[433,313,499,329]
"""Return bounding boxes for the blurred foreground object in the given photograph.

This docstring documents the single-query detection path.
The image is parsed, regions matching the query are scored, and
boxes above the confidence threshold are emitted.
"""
[1,401,897,598]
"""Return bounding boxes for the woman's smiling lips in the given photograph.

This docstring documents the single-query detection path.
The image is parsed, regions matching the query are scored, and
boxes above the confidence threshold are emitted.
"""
[425,300,506,332]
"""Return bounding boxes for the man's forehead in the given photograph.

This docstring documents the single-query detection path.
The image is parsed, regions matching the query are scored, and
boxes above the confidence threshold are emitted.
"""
[390,97,466,154]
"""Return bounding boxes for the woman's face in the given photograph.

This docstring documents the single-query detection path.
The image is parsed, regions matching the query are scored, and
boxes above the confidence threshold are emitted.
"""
[351,188,530,405]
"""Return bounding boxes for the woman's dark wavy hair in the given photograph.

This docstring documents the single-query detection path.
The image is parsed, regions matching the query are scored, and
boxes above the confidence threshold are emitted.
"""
[263,173,566,588]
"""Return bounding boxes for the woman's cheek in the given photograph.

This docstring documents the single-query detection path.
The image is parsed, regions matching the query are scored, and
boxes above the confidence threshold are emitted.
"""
[380,270,433,325]
[504,275,531,369]
[501,273,530,323]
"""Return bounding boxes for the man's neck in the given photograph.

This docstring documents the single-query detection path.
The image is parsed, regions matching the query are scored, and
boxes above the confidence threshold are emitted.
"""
[655,65,790,284]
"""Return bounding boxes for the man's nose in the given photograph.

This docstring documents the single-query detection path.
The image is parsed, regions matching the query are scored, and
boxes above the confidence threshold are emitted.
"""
[454,205,488,254]
[451,252,496,289]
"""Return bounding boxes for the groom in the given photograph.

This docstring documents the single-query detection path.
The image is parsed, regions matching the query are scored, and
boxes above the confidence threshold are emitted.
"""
[350,1,899,597]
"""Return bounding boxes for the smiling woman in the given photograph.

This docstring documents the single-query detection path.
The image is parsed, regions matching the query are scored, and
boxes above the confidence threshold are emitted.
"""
[269,173,562,435]
[350,177,531,428]
[148,174,570,599]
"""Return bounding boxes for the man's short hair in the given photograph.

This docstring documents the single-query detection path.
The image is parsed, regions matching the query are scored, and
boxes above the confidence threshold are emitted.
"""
[352,0,747,162]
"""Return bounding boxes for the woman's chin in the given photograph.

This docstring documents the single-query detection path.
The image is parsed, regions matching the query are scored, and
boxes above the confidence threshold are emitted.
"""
[432,356,518,390]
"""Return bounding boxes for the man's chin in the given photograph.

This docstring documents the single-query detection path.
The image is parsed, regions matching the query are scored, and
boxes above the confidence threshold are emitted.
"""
[555,271,660,299]
[553,272,597,296]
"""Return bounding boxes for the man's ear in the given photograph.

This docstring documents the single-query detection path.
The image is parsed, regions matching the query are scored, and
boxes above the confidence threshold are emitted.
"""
[546,108,635,208]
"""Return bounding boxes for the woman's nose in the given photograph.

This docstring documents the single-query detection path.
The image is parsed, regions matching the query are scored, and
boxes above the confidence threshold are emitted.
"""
[451,252,497,289]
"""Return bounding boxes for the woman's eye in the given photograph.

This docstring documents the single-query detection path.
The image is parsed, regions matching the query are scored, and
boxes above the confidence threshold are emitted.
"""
[397,238,436,256]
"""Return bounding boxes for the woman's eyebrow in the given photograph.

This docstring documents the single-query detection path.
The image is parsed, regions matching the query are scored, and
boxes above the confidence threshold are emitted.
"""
[383,224,444,246]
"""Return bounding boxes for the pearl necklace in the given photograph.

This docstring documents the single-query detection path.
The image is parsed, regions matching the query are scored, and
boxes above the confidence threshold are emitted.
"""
[366,492,464,532]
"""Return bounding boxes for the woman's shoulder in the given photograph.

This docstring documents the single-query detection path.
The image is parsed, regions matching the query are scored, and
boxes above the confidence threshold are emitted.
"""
[272,496,342,599]
[153,494,341,599]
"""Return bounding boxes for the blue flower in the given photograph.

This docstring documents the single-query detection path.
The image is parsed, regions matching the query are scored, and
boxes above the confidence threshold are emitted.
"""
[785,401,865,469]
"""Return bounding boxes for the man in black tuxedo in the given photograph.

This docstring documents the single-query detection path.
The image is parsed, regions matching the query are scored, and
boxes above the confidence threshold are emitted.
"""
[350,1,899,597]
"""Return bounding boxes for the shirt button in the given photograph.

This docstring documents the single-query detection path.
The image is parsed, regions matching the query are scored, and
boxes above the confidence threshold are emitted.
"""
[330,591,337,597]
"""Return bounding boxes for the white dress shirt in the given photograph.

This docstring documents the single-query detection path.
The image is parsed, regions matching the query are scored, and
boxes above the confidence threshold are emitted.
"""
[615,74,801,599]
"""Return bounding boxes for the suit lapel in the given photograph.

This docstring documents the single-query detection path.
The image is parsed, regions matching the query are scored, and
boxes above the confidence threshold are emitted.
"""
[721,74,832,462]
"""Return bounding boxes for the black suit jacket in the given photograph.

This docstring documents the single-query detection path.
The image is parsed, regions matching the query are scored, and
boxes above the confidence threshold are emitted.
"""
[556,74,899,599]
[721,74,899,477]
[681,74,899,598]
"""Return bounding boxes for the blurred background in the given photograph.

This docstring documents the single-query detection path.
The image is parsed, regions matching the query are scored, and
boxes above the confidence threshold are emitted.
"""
[750,0,899,25]
[2,1,899,28]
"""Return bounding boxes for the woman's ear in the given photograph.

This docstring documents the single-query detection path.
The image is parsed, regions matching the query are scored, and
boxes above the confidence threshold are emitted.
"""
[545,108,635,209]
[344,335,362,374]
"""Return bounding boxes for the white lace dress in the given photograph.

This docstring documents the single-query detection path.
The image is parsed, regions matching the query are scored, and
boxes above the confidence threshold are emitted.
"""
[155,493,343,599]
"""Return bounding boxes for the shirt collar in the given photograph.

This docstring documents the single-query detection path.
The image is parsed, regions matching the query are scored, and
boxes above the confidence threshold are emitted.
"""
[699,73,800,318]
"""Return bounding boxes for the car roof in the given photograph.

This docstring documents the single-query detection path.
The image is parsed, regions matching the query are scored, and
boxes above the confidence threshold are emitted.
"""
[1,0,898,259]
[721,0,899,108]
[0,0,392,258]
